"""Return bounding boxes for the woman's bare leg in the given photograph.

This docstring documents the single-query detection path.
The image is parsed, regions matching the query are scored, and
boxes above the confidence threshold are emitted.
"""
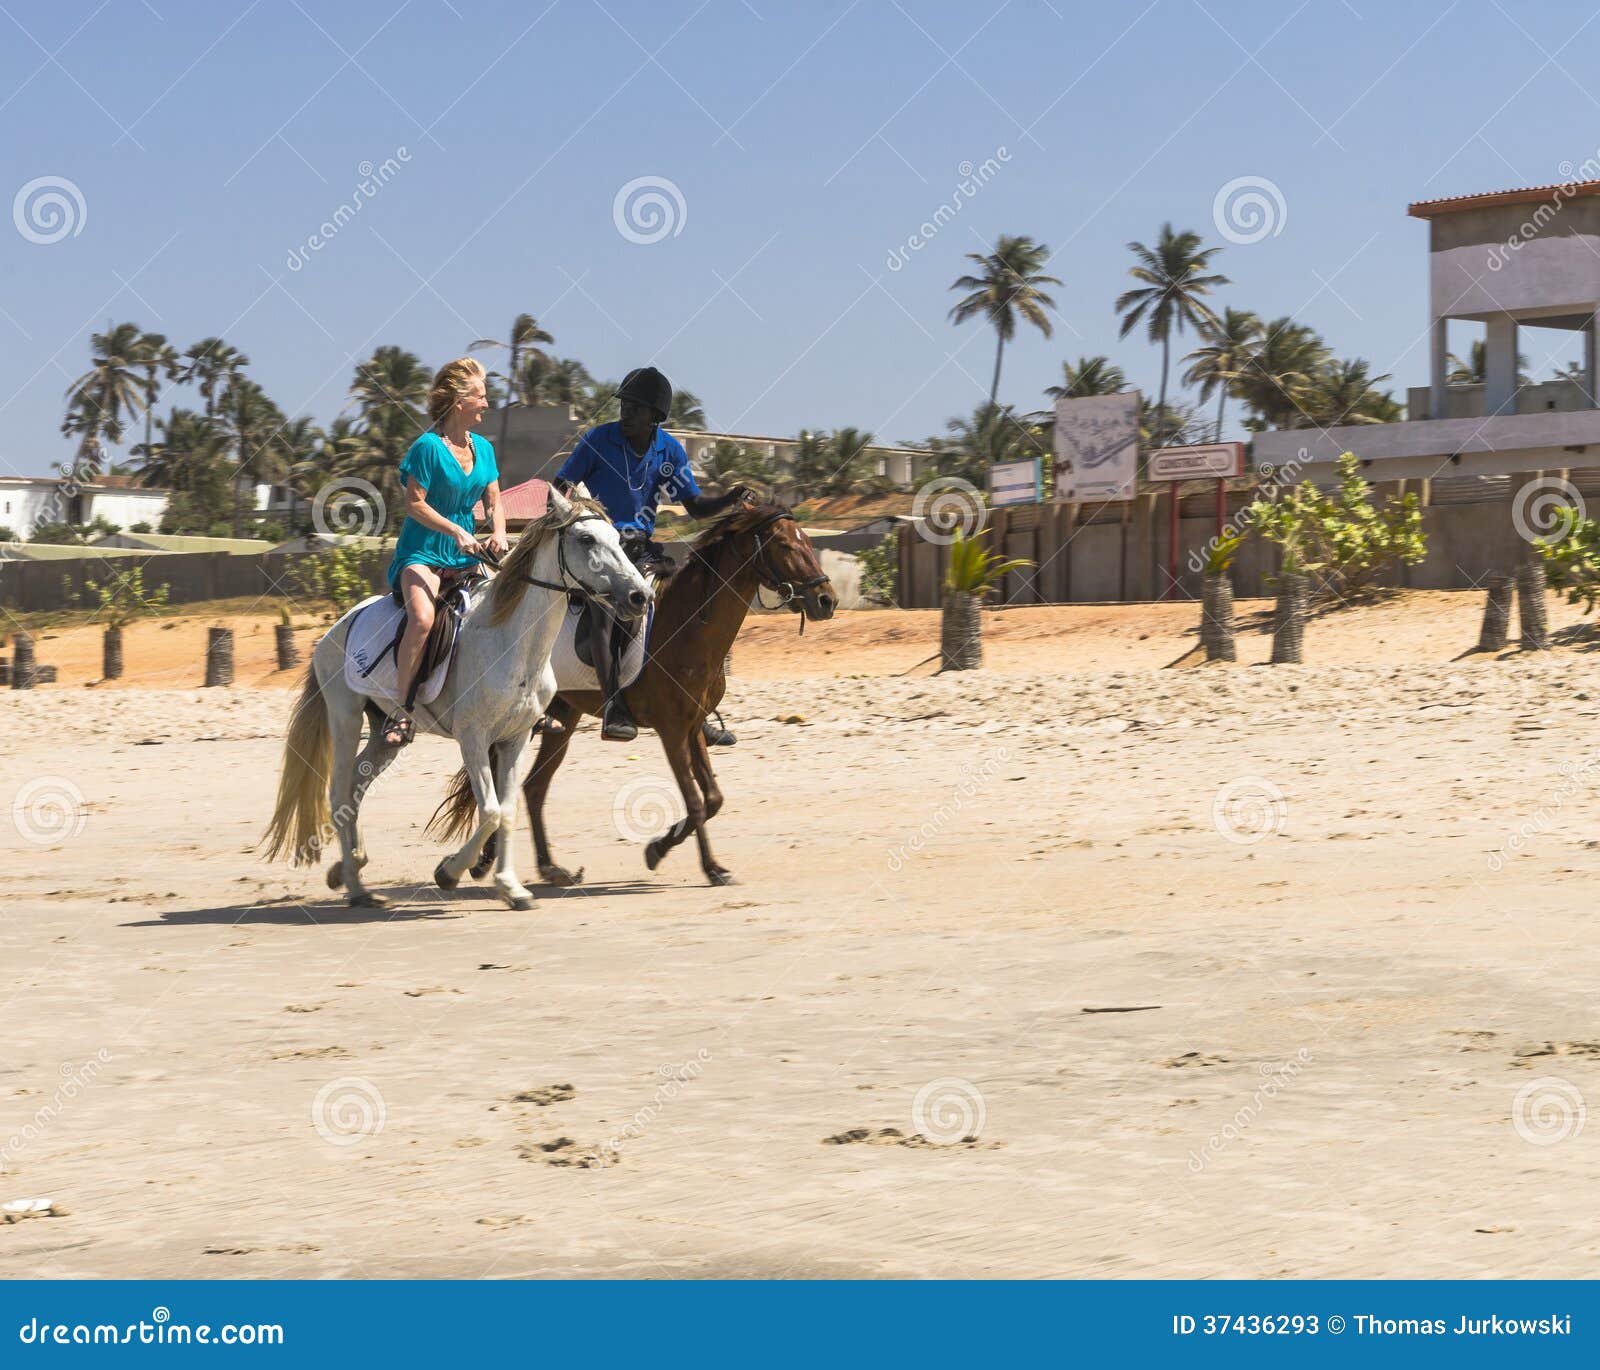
[391,564,441,738]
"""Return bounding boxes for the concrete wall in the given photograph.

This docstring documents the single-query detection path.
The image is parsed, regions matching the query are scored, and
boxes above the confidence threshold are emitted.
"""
[1406,377,1589,422]
[1429,199,1600,321]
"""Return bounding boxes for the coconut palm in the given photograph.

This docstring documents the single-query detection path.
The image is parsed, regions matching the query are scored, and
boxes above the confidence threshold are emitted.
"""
[521,355,595,408]
[469,313,554,404]
[948,234,1062,404]
[1232,317,1330,430]
[668,387,708,430]
[1139,397,1200,451]
[1045,355,1127,400]
[220,377,286,534]
[180,337,250,423]
[63,322,149,475]
[929,402,1048,487]
[1115,223,1229,419]
[1182,307,1262,441]
[1446,338,1529,387]
[1298,359,1400,428]
[699,438,780,491]
[132,331,180,458]
[349,345,429,436]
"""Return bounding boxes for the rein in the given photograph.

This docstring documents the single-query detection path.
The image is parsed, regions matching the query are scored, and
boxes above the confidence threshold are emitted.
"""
[697,509,827,636]
[477,511,612,608]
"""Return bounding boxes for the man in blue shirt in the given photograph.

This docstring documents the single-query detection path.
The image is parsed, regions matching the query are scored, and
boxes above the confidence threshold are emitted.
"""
[555,366,749,742]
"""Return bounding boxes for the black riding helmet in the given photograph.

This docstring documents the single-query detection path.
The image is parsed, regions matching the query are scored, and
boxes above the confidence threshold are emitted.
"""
[616,366,672,422]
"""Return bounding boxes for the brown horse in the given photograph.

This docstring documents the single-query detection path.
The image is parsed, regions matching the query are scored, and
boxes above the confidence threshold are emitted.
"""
[428,502,836,885]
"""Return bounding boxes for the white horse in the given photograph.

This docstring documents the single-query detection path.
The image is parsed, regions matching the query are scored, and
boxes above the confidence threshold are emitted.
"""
[263,490,650,909]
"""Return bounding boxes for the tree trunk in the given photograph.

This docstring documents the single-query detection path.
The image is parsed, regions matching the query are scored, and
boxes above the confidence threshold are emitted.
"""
[1270,573,1307,664]
[1215,386,1226,444]
[103,624,123,680]
[1201,572,1236,661]
[989,334,1004,406]
[940,591,983,670]
[205,627,234,686]
[1157,330,1170,422]
[1477,573,1513,653]
[275,622,298,671]
[11,631,35,690]
[1517,561,1549,650]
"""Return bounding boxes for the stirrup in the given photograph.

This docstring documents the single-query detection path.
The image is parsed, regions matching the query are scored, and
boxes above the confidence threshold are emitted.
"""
[382,711,415,747]
[601,699,637,742]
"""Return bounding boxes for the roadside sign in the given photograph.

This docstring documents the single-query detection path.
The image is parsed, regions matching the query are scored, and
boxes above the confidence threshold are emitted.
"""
[990,457,1041,506]
[1148,442,1246,482]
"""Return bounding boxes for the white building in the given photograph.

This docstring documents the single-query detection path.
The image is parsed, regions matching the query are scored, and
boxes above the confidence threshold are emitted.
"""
[0,474,170,536]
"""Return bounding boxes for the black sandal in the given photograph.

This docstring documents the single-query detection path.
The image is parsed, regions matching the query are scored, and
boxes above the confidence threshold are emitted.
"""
[381,712,415,747]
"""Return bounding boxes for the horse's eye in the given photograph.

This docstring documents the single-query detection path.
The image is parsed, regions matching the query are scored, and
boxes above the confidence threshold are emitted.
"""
[578,533,594,545]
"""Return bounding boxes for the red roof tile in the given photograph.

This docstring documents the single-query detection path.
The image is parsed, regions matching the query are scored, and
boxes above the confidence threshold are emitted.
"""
[1408,180,1600,217]
[474,477,548,525]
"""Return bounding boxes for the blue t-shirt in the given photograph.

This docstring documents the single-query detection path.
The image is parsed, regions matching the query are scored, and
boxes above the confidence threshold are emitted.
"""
[386,432,499,586]
[556,422,699,535]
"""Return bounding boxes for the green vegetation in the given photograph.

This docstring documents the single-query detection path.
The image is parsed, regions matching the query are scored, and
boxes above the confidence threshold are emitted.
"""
[1537,508,1600,611]
[944,528,1033,597]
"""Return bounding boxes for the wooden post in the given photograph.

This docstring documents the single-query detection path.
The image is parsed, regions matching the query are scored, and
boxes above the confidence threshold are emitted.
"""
[1201,572,1237,661]
[1477,573,1513,653]
[11,631,35,690]
[1165,484,1179,600]
[1517,562,1549,651]
[1270,573,1307,664]
[275,622,298,671]
[205,626,235,686]
[103,624,123,680]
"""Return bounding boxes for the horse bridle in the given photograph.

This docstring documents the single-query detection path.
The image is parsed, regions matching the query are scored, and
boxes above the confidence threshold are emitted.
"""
[703,508,829,633]
[476,511,618,609]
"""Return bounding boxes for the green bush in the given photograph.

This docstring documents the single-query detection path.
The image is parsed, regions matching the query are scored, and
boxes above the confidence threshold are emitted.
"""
[289,543,386,620]
[944,528,1032,598]
[857,530,899,605]
[1538,507,1600,611]
[1243,450,1424,601]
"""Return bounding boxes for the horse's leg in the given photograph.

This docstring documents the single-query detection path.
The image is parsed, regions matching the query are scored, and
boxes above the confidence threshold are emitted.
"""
[436,731,506,897]
[646,728,731,886]
[487,731,535,909]
[644,721,717,870]
[327,691,383,906]
[517,699,583,886]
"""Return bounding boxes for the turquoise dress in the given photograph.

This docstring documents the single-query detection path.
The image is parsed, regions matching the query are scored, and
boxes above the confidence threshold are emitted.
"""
[386,432,499,587]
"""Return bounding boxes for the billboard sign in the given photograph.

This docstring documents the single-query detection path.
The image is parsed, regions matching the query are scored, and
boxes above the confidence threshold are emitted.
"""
[1147,442,1246,482]
[1054,392,1139,501]
[989,458,1041,506]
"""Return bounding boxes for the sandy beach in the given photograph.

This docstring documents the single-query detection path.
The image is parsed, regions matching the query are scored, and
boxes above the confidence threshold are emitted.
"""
[4,593,1600,1278]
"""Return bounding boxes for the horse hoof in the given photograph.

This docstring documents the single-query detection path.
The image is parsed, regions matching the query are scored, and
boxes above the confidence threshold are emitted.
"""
[539,864,585,887]
[326,861,344,890]
[469,858,493,881]
[347,890,387,908]
[644,840,665,871]
[505,892,536,911]
[707,868,734,887]
[435,860,460,891]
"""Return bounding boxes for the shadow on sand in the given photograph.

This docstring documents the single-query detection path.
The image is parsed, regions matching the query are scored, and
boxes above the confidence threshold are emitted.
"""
[119,878,661,928]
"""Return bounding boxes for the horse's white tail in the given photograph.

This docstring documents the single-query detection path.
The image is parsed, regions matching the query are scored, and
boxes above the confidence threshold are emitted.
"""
[261,663,332,865]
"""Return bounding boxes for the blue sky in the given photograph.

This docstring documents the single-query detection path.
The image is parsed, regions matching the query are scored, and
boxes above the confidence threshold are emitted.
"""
[2,0,1597,477]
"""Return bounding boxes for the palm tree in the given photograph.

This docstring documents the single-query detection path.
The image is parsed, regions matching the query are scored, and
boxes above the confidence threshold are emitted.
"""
[929,403,1048,487]
[1298,359,1399,428]
[668,387,708,430]
[138,409,233,533]
[1233,317,1330,430]
[1139,396,1200,450]
[132,331,180,458]
[1182,307,1262,441]
[180,337,250,423]
[948,234,1062,404]
[62,322,149,475]
[1447,339,1529,386]
[1046,355,1127,400]
[1115,223,1229,419]
[349,345,429,435]
[469,313,554,404]
[221,377,286,534]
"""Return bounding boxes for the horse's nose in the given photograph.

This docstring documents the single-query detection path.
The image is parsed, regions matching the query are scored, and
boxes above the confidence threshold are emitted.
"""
[816,591,836,619]
[627,587,649,613]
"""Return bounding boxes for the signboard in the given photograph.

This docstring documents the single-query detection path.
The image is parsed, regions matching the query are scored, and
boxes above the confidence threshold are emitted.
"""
[1147,442,1246,482]
[989,457,1040,506]
[1054,392,1140,501]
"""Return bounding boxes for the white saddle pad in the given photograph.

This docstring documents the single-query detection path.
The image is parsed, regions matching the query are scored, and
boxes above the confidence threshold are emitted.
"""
[342,591,463,709]
[548,593,652,694]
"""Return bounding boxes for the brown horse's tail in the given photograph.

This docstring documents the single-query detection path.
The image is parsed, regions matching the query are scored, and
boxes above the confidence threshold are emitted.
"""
[425,767,478,843]
[261,664,332,865]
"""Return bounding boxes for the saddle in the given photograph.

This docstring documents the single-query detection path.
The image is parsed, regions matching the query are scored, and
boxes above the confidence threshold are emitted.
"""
[343,571,485,711]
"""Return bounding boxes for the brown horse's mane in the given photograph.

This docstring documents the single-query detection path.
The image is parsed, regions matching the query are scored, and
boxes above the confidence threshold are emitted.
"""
[687,500,791,556]
[487,494,608,625]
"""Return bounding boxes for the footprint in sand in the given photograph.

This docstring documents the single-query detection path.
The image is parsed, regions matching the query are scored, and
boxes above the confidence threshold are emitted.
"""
[822,1127,998,1150]
[1161,1052,1230,1068]
[518,1137,617,1168]
[510,1084,576,1107]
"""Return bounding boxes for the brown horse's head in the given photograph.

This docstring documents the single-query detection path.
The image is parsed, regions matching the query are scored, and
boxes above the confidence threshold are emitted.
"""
[693,501,837,622]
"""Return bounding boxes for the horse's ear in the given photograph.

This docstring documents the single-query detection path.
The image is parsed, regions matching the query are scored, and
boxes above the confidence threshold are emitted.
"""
[546,483,571,520]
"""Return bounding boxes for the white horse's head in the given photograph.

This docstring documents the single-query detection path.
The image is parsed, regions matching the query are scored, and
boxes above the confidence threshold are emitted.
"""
[542,487,652,619]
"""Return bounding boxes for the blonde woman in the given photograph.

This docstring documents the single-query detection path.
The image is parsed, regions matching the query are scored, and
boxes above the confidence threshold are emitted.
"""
[381,357,507,745]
